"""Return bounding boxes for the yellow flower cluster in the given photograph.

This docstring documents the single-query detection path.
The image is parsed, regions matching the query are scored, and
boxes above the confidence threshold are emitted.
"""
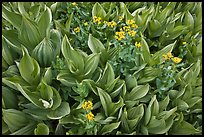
[172,57,182,64]
[107,21,117,28]
[128,30,136,37]
[115,31,125,41]
[74,27,80,33]
[123,26,131,31]
[82,100,93,110]
[86,112,94,121]
[127,19,138,28]
[162,52,182,64]
[135,42,141,48]
[93,16,102,24]
[127,19,135,25]
[162,52,173,61]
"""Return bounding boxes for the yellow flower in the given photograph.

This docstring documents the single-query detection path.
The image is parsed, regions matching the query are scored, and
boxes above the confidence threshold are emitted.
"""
[182,41,187,44]
[82,100,93,110]
[74,27,80,33]
[127,20,135,25]
[107,21,117,28]
[167,52,173,58]
[172,57,182,64]
[72,2,77,6]
[135,42,141,48]
[115,31,125,41]
[84,22,88,26]
[128,30,136,37]
[131,24,138,28]
[86,112,94,121]
[123,26,130,31]
[162,54,168,60]
[93,16,102,24]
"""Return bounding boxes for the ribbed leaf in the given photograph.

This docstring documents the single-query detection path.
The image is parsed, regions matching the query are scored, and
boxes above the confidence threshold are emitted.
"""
[88,34,105,53]
[34,123,49,135]
[47,102,70,119]
[99,122,121,135]
[37,6,52,38]
[92,2,106,19]
[2,5,22,30]
[19,47,40,85]
[2,109,29,132]
[126,84,149,101]
[19,16,41,50]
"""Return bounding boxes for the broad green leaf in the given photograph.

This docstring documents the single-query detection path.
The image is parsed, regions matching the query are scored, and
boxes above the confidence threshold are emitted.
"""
[34,123,49,135]
[168,25,188,40]
[159,95,170,112]
[174,99,189,111]
[61,35,84,70]
[50,87,62,110]
[126,84,149,101]
[99,122,121,135]
[2,30,22,54]
[157,107,177,120]
[183,11,194,30]
[2,75,30,90]
[88,34,105,53]
[125,74,137,90]
[185,97,202,108]
[19,16,41,50]
[110,80,125,98]
[65,13,73,33]
[10,122,37,135]
[47,102,70,119]
[38,80,53,101]
[2,109,29,132]
[43,67,53,85]
[110,96,124,116]
[151,98,159,116]
[37,6,52,38]
[148,115,175,134]
[106,76,120,93]
[127,104,144,120]
[15,84,44,108]
[39,36,60,54]
[2,37,17,65]
[50,29,61,57]
[99,63,115,85]
[84,53,100,77]
[98,87,112,117]
[121,109,130,133]
[2,5,22,30]
[57,72,77,87]
[2,86,18,109]
[147,116,165,130]
[98,117,116,124]
[170,120,198,135]
[59,115,81,125]
[92,2,106,19]
[144,95,156,125]
[19,47,40,85]
[17,2,29,17]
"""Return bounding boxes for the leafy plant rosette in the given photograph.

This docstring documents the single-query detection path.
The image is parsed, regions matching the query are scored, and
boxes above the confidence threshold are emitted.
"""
[2,2,202,135]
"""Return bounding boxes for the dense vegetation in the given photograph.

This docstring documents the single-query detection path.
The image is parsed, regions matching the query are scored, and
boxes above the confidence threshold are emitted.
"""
[2,2,202,135]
